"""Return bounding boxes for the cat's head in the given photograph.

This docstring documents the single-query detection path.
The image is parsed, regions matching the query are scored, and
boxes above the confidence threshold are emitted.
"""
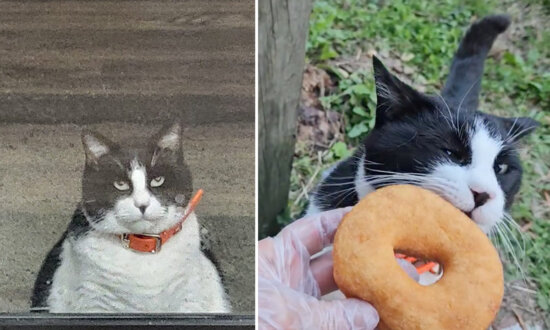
[80,123,193,235]
[361,56,538,234]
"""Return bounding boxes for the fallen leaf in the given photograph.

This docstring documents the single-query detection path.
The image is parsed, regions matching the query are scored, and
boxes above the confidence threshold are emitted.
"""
[401,52,414,62]
[297,106,342,151]
[301,64,334,108]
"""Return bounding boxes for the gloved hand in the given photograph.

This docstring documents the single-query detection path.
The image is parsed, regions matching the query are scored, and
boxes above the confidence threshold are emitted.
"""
[258,207,419,330]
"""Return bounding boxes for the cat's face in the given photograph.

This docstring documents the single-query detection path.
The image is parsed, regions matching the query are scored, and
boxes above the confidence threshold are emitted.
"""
[80,124,193,235]
[361,57,538,234]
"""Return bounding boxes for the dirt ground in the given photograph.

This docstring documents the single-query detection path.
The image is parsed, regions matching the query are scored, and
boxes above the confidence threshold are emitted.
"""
[0,0,254,313]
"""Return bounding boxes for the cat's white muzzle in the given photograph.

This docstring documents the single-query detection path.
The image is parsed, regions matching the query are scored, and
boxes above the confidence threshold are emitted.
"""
[91,198,181,235]
[469,194,505,233]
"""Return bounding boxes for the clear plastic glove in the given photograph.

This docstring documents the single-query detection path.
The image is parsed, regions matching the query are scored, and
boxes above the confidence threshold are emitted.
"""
[258,207,419,330]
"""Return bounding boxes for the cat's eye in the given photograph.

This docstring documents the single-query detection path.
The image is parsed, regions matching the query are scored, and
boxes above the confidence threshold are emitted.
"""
[443,148,462,161]
[442,148,469,166]
[113,180,130,191]
[151,176,165,187]
[494,163,508,175]
[444,149,454,157]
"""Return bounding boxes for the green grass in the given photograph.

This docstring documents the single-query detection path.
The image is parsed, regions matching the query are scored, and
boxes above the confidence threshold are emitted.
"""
[289,0,550,313]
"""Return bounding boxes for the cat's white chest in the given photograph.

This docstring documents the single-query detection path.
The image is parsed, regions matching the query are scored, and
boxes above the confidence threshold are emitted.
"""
[48,214,230,313]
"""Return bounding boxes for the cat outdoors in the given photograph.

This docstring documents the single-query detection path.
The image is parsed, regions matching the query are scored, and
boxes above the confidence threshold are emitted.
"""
[31,123,231,313]
[306,15,538,268]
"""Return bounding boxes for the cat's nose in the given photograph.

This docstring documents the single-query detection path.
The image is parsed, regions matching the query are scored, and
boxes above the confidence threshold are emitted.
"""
[135,202,150,214]
[471,190,490,208]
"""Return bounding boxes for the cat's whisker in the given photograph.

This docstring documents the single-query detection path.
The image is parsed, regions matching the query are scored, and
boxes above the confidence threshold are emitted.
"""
[504,125,538,144]
[494,220,527,282]
[369,179,444,189]
[364,168,443,183]
[503,212,524,233]
[364,159,382,165]
[498,220,524,258]
[363,172,428,179]
[315,180,357,187]
[334,187,360,208]
[490,226,507,266]
[505,117,519,141]
[455,78,480,125]
[363,176,423,185]
[366,173,449,188]
[434,92,455,130]
[368,174,447,186]
[498,148,518,156]
[321,186,359,197]
[364,167,431,176]
[320,175,361,180]
[502,213,527,255]
[458,119,469,141]
[319,168,451,190]
[363,175,448,193]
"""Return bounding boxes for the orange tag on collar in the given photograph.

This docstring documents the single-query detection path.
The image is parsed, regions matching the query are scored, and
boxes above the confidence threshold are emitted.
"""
[395,253,440,275]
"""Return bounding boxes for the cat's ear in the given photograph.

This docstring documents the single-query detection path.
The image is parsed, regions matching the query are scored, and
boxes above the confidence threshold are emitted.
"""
[81,129,115,166]
[372,56,431,128]
[151,123,181,165]
[155,122,181,151]
[500,117,539,142]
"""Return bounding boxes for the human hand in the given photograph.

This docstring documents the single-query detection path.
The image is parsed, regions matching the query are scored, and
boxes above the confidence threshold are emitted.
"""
[258,207,419,329]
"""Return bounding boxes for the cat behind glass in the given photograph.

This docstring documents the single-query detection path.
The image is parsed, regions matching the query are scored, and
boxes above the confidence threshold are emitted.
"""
[31,123,231,313]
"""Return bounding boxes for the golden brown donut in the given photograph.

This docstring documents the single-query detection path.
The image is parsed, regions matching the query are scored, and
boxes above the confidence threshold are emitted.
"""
[333,185,504,330]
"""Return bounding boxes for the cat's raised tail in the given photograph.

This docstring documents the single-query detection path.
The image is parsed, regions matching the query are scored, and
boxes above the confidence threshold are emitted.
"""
[442,15,511,111]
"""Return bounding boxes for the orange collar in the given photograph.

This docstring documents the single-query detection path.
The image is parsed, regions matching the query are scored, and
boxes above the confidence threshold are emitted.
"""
[119,189,203,254]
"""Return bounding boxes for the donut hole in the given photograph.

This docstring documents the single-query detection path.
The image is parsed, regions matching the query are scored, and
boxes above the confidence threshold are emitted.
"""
[394,252,443,286]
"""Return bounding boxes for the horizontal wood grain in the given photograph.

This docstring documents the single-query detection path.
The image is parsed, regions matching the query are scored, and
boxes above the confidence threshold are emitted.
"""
[0,0,254,124]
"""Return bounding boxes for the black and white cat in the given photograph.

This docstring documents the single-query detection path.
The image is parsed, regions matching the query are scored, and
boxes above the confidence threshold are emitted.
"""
[307,15,538,239]
[31,123,231,313]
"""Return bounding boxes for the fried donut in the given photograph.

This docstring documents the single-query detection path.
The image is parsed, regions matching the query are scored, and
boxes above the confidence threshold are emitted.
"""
[333,185,503,330]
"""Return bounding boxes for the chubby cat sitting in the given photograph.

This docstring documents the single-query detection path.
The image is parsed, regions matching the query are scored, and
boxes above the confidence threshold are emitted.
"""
[31,123,231,313]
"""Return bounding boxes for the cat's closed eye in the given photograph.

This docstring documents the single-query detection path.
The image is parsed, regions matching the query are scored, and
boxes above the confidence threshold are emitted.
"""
[443,148,467,165]
[444,149,455,157]
[494,163,508,175]
[150,176,165,188]
[113,180,130,191]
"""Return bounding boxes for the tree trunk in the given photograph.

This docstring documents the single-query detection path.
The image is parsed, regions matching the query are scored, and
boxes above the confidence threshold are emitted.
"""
[258,0,313,237]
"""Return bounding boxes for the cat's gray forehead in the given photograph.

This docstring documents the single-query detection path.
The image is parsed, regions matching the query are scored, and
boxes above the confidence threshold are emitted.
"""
[110,147,155,168]
[427,97,506,139]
